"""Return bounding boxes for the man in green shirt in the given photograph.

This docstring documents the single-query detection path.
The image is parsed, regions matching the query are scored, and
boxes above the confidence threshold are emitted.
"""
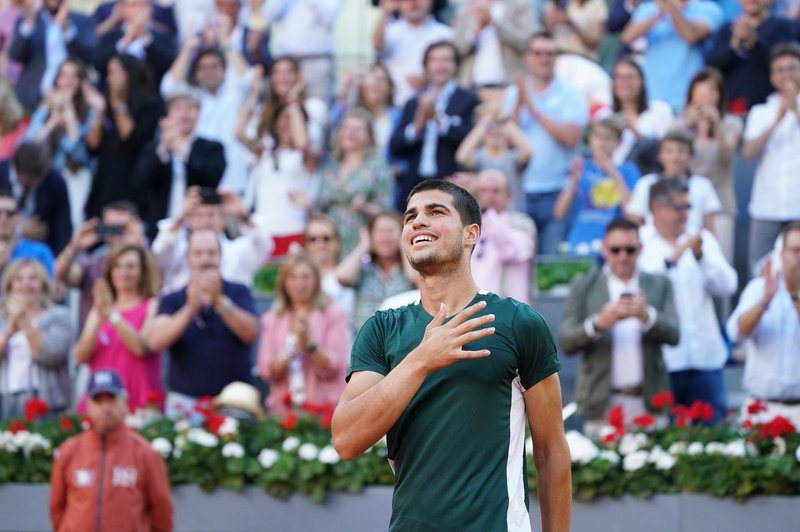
[332,180,571,531]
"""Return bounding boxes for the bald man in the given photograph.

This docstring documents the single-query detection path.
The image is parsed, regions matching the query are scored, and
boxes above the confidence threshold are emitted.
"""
[472,169,537,304]
[147,229,259,418]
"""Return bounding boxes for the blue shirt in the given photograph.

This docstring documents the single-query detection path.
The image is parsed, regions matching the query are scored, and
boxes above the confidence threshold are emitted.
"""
[566,160,640,256]
[632,0,723,111]
[11,238,55,276]
[503,78,589,194]
[158,280,256,397]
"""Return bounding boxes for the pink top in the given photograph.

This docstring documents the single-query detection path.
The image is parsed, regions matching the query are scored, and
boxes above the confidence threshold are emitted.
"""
[79,299,163,412]
[257,303,352,416]
[0,6,22,84]
[0,120,28,160]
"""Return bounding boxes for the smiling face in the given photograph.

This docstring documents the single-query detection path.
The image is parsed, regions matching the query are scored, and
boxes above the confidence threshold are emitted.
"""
[370,214,403,262]
[270,59,299,100]
[55,61,82,98]
[338,115,371,154]
[612,61,643,104]
[284,261,318,307]
[523,36,557,81]
[402,190,478,276]
[110,249,142,296]
[424,44,458,88]
[658,140,692,177]
[9,264,44,304]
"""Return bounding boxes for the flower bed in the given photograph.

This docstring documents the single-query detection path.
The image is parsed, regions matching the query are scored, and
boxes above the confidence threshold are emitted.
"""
[1,395,800,502]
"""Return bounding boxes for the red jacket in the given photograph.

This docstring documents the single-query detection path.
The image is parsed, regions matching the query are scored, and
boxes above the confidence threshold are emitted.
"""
[50,425,173,532]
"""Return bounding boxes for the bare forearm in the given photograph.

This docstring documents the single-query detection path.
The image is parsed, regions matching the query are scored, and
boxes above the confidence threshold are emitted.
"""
[743,119,780,160]
[147,308,193,352]
[553,185,576,220]
[621,14,659,44]
[535,445,572,532]
[332,360,427,460]
[114,111,134,140]
[217,303,258,344]
[74,327,99,364]
[737,302,766,338]
[455,122,486,168]
[668,7,707,44]
[336,245,367,287]
[113,321,149,356]
[535,112,581,148]
[54,245,79,284]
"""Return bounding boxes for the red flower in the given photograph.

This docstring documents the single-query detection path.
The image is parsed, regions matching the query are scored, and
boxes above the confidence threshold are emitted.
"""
[746,400,768,415]
[206,413,226,435]
[757,416,797,439]
[729,97,748,117]
[282,391,293,407]
[607,405,624,430]
[23,398,49,423]
[742,420,753,430]
[601,428,623,445]
[146,390,164,408]
[281,412,299,430]
[651,391,675,410]
[8,419,27,433]
[670,404,690,427]
[632,414,656,429]
[688,401,714,423]
[193,396,215,418]
[59,417,75,431]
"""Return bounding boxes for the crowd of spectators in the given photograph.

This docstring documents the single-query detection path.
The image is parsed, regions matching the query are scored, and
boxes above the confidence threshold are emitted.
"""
[0,0,798,432]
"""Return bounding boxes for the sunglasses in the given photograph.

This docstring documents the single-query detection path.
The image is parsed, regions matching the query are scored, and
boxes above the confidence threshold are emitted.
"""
[609,246,639,255]
[305,235,335,244]
[0,208,18,217]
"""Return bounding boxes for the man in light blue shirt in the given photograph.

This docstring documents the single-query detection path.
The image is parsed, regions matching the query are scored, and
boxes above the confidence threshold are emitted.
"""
[727,222,800,427]
[502,32,589,254]
[622,0,723,111]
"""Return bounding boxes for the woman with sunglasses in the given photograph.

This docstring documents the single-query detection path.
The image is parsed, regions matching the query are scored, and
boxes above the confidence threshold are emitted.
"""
[303,215,354,317]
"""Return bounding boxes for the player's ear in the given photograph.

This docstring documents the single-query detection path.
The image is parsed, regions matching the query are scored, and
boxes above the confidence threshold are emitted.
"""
[463,224,480,248]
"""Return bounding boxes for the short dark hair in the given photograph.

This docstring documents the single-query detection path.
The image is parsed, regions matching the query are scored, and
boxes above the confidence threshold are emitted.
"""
[659,129,694,155]
[649,177,689,208]
[592,116,624,139]
[612,57,647,114]
[769,42,800,66]
[527,31,555,48]
[102,200,139,218]
[190,47,226,84]
[781,221,800,244]
[407,180,482,228]
[12,142,51,182]
[605,217,640,236]
[423,40,461,70]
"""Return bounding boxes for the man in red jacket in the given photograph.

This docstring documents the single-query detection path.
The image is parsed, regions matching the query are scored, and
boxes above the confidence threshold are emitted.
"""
[50,369,173,532]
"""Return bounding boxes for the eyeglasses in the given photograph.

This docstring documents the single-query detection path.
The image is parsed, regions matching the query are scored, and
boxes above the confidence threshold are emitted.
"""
[672,203,692,212]
[609,246,639,255]
[305,235,335,244]
[0,208,18,217]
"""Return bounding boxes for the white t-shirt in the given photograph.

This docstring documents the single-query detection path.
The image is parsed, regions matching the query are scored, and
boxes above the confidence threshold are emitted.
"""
[248,148,313,238]
[381,16,454,106]
[626,174,721,232]
[613,100,675,165]
[0,328,39,394]
[744,93,800,220]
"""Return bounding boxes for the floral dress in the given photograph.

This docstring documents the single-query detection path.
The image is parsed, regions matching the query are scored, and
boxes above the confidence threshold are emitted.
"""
[316,155,393,255]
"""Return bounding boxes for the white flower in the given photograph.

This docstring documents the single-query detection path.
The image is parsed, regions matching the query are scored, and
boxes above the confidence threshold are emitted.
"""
[174,435,187,450]
[525,436,533,456]
[186,428,219,448]
[319,445,341,465]
[648,446,676,470]
[618,433,648,456]
[282,436,300,452]
[258,449,280,469]
[622,450,649,472]
[574,242,591,256]
[598,425,619,441]
[598,450,620,465]
[724,440,746,458]
[705,442,726,455]
[565,430,599,464]
[173,419,191,433]
[668,442,687,456]
[772,436,786,456]
[151,437,173,458]
[221,442,245,459]
[218,417,239,437]
[687,442,704,456]
[298,442,319,461]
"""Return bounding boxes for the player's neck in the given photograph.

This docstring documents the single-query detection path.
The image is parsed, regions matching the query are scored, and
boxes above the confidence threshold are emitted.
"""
[418,269,480,318]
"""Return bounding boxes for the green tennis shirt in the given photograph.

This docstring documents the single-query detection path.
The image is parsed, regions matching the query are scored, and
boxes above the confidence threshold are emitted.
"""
[347,291,560,532]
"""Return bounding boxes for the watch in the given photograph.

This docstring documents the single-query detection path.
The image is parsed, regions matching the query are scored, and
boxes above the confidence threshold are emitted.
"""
[109,310,122,326]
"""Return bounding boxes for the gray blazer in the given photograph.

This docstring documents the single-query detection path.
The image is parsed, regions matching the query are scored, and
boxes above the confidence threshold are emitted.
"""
[559,267,679,420]
[0,305,73,411]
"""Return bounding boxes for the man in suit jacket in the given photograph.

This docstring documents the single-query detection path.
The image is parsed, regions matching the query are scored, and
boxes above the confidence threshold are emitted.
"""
[133,90,225,240]
[92,0,177,86]
[559,218,679,437]
[9,0,96,110]
[390,40,479,210]
[0,142,72,255]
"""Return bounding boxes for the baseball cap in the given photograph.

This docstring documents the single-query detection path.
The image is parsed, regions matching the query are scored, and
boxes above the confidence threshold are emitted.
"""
[87,369,125,398]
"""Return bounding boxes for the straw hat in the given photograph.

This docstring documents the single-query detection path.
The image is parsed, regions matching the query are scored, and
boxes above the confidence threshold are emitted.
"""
[213,382,265,420]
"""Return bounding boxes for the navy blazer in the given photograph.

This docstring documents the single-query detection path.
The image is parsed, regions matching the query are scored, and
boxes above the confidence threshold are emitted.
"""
[9,10,97,110]
[389,85,479,209]
[132,137,226,240]
[0,161,73,255]
[93,28,177,85]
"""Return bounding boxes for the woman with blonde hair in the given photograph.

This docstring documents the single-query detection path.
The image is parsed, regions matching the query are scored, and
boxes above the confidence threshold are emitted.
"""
[0,259,73,418]
[75,243,163,412]
[0,79,28,160]
[257,252,351,416]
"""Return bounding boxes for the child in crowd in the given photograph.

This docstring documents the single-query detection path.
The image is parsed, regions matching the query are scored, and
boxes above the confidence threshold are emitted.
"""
[626,130,721,233]
[554,117,640,256]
